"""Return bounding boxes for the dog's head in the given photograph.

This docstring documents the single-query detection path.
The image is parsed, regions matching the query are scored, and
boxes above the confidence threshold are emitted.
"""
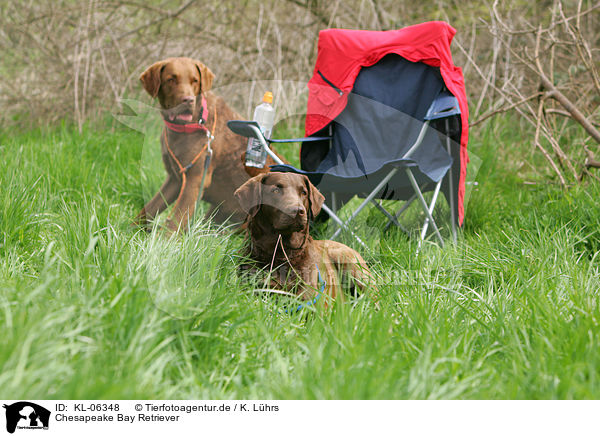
[234,172,325,233]
[139,57,215,124]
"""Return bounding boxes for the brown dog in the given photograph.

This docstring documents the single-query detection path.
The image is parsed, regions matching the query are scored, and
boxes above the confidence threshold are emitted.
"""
[234,172,375,303]
[135,57,278,231]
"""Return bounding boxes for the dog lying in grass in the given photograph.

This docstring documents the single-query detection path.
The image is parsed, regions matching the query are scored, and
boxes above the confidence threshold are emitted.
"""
[234,172,375,303]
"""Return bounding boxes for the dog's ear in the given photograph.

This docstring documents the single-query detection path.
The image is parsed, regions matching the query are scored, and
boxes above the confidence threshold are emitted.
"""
[234,174,265,217]
[139,60,168,98]
[193,60,215,94]
[303,175,325,219]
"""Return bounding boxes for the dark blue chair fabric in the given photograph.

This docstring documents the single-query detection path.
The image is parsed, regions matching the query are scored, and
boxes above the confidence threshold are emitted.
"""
[271,54,457,201]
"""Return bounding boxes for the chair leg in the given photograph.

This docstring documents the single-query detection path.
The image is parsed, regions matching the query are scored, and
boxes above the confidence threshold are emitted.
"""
[321,203,367,249]
[371,199,409,235]
[419,178,443,245]
[331,167,399,240]
[405,168,444,247]
[445,118,458,243]
[331,191,338,214]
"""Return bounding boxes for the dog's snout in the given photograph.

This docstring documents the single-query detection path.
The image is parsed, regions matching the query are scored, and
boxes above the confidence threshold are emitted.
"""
[286,205,305,218]
[181,95,195,105]
[281,205,305,218]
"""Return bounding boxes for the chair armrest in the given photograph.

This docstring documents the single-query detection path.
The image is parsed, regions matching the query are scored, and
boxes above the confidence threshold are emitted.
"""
[227,120,330,144]
[269,136,330,144]
[424,90,461,121]
[227,120,263,139]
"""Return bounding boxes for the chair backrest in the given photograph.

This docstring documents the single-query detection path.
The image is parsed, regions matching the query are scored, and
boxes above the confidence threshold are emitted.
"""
[301,54,457,184]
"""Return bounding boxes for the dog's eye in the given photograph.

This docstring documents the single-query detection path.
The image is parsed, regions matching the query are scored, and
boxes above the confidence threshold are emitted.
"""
[192,78,199,83]
[271,187,280,194]
[300,189,308,196]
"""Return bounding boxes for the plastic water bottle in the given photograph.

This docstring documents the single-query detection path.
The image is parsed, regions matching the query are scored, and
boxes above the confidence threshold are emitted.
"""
[245,91,275,168]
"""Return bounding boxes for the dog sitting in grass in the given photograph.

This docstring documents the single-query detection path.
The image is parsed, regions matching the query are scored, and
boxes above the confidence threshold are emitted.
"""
[134,57,280,232]
[234,172,375,303]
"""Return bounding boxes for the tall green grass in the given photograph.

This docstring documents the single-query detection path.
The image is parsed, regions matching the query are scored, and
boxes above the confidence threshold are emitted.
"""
[0,116,599,399]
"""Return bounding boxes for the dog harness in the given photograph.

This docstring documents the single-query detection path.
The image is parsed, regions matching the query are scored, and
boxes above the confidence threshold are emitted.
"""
[162,94,217,223]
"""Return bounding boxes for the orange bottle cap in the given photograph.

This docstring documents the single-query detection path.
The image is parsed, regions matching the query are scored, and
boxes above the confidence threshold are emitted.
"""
[262,91,273,104]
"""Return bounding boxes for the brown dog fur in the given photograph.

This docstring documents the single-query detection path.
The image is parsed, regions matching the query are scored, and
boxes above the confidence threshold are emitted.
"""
[135,57,280,231]
[234,172,375,302]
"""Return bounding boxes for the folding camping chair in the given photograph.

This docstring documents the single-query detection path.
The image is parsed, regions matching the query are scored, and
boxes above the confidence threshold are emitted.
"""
[228,22,468,250]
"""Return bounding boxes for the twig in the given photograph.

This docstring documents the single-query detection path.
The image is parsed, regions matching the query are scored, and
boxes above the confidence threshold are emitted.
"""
[558,0,600,96]
[470,92,541,127]
[508,13,600,146]
[534,97,567,186]
[584,147,600,169]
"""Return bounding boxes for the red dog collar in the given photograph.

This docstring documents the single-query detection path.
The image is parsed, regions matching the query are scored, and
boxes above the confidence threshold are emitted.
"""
[163,95,209,133]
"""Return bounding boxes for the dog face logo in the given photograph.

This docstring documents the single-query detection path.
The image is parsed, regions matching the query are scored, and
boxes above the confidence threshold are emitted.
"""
[2,402,50,434]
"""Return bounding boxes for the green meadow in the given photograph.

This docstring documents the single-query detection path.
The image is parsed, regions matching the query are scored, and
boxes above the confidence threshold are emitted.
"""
[1,116,599,399]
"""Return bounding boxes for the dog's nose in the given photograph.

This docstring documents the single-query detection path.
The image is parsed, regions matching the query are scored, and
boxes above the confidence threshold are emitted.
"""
[293,206,306,217]
[181,95,195,105]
